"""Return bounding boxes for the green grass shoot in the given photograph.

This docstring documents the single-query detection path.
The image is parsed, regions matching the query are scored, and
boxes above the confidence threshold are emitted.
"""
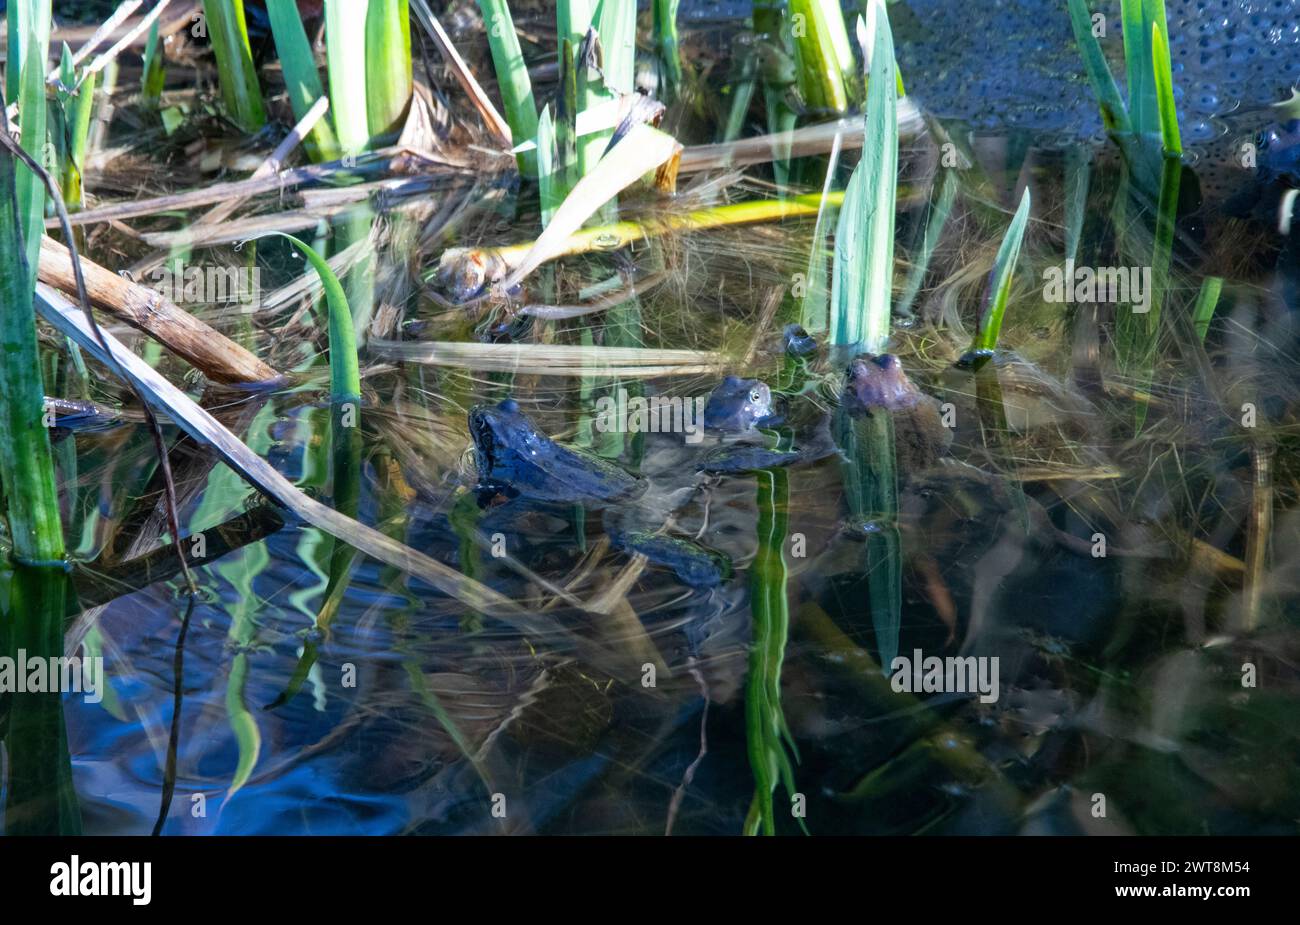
[266,0,341,162]
[12,0,50,293]
[1066,0,1130,132]
[55,43,96,212]
[653,0,683,101]
[829,0,897,351]
[141,19,165,110]
[536,105,562,226]
[478,0,539,174]
[1193,276,1223,342]
[1151,21,1181,157]
[789,0,853,114]
[971,187,1032,352]
[272,234,360,402]
[201,0,266,132]
[1069,0,1179,144]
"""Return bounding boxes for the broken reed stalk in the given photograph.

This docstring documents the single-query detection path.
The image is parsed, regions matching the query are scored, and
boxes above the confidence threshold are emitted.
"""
[437,192,845,290]
[368,339,726,377]
[38,235,281,384]
[410,0,512,145]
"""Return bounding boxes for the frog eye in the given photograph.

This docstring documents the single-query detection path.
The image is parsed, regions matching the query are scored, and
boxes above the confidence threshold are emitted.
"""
[749,388,763,404]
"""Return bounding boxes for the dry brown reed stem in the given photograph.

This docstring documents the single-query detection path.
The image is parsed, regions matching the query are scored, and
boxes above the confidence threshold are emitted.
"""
[38,235,281,384]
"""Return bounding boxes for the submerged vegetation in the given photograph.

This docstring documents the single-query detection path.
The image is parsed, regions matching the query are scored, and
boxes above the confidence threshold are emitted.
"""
[0,0,1297,838]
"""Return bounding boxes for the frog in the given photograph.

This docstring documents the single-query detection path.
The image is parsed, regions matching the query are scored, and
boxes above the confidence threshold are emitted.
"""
[468,369,841,588]
[469,396,726,588]
[835,351,1156,651]
[469,398,645,505]
[844,352,954,474]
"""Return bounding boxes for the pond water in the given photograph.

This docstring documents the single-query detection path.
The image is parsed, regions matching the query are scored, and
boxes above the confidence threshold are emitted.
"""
[3,0,1299,836]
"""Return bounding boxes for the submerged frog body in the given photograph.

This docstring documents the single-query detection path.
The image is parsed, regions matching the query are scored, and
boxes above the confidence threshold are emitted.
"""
[470,398,734,587]
[469,369,848,588]
[469,399,644,504]
[606,529,734,588]
[845,353,953,474]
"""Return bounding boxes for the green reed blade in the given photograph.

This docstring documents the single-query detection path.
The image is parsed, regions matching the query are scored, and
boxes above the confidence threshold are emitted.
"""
[478,0,539,174]
[829,0,896,351]
[272,233,360,401]
[13,0,50,293]
[365,0,412,141]
[201,0,266,132]
[1151,21,1180,157]
[325,0,371,155]
[1064,146,1091,263]
[0,67,61,572]
[554,37,580,202]
[1192,276,1223,342]
[752,2,796,186]
[557,0,592,58]
[798,132,843,334]
[652,0,682,101]
[584,0,635,168]
[55,44,96,212]
[789,0,852,114]
[536,105,563,226]
[1120,0,1153,134]
[141,19,165,109]
[266,0,341,162]
[972,187,1031,352]
[0,75,79,834]
[722,48,758,142]
[834,405,902,671]
[1067,0,1130,133]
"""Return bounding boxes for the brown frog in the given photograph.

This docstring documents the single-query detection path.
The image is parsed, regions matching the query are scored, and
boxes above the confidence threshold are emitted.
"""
[844,353,954,473]
[840,352,1149,650]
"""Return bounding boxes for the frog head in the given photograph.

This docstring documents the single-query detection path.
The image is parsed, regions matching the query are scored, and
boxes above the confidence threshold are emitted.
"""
[704,377,778,434]
[845,353,925,413]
